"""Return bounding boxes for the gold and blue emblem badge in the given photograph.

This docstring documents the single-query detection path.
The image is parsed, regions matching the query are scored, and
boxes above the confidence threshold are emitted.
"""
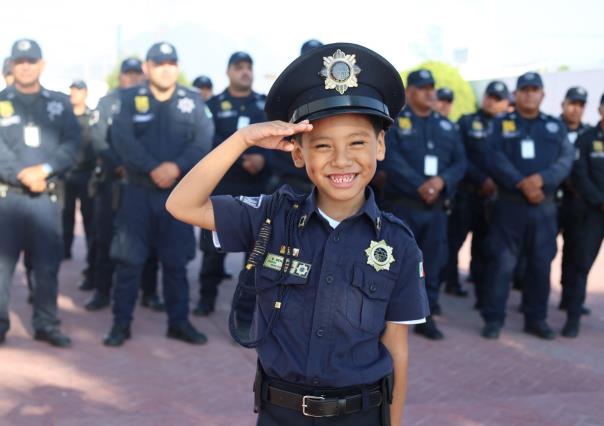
[594,141,604,153]
[398,117,412,130]
[320,49,361,95]
[365,240,395,272]
[502,120,516,134]
[0,101,14,118]
[135,96,150,113]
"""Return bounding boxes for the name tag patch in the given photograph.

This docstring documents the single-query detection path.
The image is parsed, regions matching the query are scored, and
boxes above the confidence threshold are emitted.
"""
[263,253,311,279]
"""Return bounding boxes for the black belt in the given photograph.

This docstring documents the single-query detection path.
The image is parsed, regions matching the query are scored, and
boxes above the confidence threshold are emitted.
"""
[385,193,444,211]
[126,173,163,190]
[459,181,479,193]
[497,190,554,205]
[0,182,60,199]
[266,384,382,417]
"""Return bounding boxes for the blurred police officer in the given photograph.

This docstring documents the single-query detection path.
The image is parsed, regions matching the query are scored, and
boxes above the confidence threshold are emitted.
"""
[564,93,604,337]
[300,38,323,55]
[87,57,164,311]
[64,80,95,291]
[192,75,213,101]
[383,69,466,340]
[435,87,454,118]
[103,42,214,346]
[481,72,573,340]
[443,81,509,305]
[196,51,268,317]
[558,87,591,315]
[3,58,13,86]
[0,39,80,347]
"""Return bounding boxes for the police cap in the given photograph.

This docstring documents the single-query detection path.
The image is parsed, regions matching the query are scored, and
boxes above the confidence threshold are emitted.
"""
[228,51,253,67]
[11,39,42,61]
[485,80,509,100]
[565,86,588,103]
[121,57,143,74]
[69,79,87,90]
[192,75,213,89]
[436,87,454,102]
[300,39,324,55]
[516,72,543,90]
[407,69,435,88]
[146,42,178,63]
[265,42,405,128]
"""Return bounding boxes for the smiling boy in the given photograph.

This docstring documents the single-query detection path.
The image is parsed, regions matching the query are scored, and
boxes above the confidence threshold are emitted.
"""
[166,43,429,426]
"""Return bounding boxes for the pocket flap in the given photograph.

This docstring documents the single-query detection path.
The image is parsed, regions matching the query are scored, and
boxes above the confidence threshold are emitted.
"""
[351,264,394,301]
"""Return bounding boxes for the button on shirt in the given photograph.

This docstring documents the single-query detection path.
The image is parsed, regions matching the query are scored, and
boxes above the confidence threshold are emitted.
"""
[211,186,429,387]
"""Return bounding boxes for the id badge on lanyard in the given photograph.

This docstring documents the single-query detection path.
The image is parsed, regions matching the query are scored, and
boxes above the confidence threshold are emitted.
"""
[237,116,250,129]
[520,138,535,159]
[424,155,438,176]
[23,123,41,148]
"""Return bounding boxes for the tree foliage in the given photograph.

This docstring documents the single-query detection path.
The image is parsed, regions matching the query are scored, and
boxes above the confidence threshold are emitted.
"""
[401,60,477,121]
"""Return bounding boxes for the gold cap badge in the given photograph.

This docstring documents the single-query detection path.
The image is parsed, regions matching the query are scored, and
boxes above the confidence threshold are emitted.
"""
[320,49,361,95]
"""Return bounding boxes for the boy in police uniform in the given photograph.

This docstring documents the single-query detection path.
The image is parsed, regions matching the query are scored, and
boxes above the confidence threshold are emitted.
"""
[167,43,429,425]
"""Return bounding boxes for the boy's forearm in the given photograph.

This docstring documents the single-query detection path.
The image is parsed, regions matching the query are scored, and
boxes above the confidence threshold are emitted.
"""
[166,131,249,228]
[390,350,409,425]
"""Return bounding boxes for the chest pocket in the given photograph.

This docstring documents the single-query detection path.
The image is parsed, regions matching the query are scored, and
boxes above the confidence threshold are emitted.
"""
[345,262,396,334]
[255,265,309,321]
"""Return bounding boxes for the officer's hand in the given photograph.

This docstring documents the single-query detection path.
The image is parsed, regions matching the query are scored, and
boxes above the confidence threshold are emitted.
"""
[479,178,498,197]
[17,165,49,188]
[418,177,444,204]
[28,179,47,193]
[238,120,313,151]
[241,154,266,175]
[524,173,544,190]
[114,166,126,178]
[526,189,545,204]
[150,162,181,189]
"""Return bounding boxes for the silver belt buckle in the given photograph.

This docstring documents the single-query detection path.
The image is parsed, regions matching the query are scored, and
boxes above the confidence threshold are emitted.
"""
[302,395,325,417]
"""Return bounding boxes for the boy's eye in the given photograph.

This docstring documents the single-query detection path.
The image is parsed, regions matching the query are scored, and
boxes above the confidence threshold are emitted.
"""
[315,144,331,150]
[351,140,366,146]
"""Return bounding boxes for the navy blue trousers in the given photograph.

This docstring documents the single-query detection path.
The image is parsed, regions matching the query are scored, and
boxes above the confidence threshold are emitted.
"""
[110,184,195,327]
[62,170,94,258]
[481,200,558,324]
[0,192,63,332]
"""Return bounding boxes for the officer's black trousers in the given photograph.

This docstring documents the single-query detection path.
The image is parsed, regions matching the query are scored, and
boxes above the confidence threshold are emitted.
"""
[568,205,604,318]
[558,196,583,305]
[62,171,94,259]
[0,192,63,332]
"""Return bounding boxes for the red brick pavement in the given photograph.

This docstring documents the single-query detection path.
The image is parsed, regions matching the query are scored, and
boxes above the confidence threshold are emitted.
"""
[1,231,603,426]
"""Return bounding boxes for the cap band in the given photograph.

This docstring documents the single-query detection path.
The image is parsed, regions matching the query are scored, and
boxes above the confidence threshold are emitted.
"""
[290,95,390,123]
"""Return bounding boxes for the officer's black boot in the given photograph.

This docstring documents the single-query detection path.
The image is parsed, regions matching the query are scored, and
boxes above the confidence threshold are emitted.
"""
[561,316,581,338]
[140,293,165,312]
[34,328,72,348]
[523,320,556,340]
[78,270,95,291]
[85,291,110,311]
[445,282,469,298]
[193,299,215,317]
[481,321,502,339]
[167,321,208,345]
[103,324,131,347]
[414,316,444,340]
[558,300,591,316]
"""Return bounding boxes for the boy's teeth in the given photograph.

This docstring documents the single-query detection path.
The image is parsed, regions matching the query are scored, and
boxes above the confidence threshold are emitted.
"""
[330,174,355,184]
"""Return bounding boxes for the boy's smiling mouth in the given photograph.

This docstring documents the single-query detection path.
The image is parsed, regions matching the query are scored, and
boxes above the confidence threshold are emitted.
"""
[328,173,358,188]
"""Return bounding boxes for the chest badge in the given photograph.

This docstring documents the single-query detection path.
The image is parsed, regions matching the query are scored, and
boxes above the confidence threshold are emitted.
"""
[177,97,195,114]
[135,96,150,113]
[0,101,14,118]
[472,120,483,131]
[502,119,516,134]
[398,117,412,130]
[593,141,604,153]
[320,49,361,95]
[221,100,232,111]
[47,101,64,121]
[365,240,395,272]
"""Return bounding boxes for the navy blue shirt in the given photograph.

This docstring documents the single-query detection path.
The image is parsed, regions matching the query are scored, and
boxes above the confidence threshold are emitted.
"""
[90,89,122,169]
[111,83,214,179]
[383,107,466,200]
[457,109,498,186]
[206,89,269,195]
[211,186,429,387]
[0,86,81,186]
[486,112,574,194]
[572,123,604,207]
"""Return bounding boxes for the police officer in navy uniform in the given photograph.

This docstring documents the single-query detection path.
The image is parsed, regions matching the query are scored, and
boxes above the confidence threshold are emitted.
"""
[435,87,454,118]
[166,42,430,426]
[557,87,591,315]
[443,81,510,305]
[87,58,163,311]
[383,69,466,340]
[300,39,323,55]
[192,75,213,101]
[0,39,80,347]
[102,42,214,346]
[481,72,574,340]
[564,93,604,337]
[196,52,268,317]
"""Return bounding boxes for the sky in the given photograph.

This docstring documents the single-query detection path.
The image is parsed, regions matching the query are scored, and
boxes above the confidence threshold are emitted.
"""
[2,0,604,108]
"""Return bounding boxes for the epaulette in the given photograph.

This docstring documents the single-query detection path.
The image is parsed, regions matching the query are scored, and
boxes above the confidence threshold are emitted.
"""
[382,211,416,239]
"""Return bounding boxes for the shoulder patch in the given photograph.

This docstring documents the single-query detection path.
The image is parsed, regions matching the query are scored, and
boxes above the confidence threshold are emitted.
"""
[546,121,559,133]
[237,194,264,208]
[440,119,453,131]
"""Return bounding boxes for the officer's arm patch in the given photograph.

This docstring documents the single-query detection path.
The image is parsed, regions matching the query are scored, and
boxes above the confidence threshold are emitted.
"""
[238,194,264,208]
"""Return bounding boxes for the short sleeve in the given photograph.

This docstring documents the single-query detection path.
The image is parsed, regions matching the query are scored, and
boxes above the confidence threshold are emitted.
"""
[211,193,271,253]
[385,239,430,322]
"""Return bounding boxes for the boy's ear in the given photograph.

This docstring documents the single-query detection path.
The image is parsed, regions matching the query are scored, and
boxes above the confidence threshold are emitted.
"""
[291,140,306,168]
[376,130,386,161]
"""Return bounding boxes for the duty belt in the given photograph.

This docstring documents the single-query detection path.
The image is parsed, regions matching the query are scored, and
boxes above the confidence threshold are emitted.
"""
[126,173,163,190]
[497,190,555,205]
[0,181,62,203]
[385,193,444,211]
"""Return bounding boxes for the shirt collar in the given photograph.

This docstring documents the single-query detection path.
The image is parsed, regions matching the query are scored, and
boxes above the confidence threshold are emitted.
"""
[298,186,382,236]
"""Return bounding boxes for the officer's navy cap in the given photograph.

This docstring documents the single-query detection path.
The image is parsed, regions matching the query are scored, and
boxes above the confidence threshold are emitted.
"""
[485,80,509,100]
[192,75,213,89]
[2,58,11,77]
[265,42,405,127]
[146,42,178,63]
[69,79,87,90]
[300,39,324,55]
[228,51,253,66]
[565,86,588,103]
[11,39,42,61]
[436,87,454,102]
[516,72,543,89]
[407,69,435,88]
[120,57,143,74]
